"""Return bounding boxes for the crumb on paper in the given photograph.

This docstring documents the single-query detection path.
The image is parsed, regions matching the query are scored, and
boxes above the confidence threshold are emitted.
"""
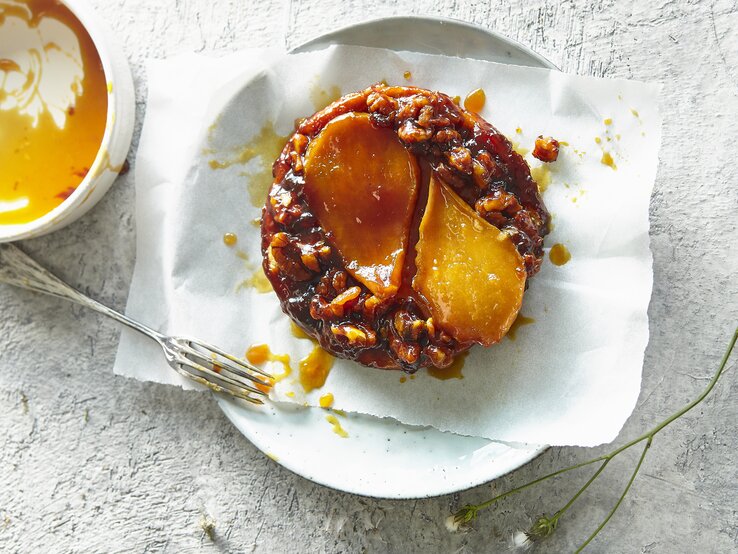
[532,136,559,162]
[199,514,216,541]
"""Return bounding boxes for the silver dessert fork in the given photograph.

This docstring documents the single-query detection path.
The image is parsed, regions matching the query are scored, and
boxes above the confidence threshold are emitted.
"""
[0,243,272,404]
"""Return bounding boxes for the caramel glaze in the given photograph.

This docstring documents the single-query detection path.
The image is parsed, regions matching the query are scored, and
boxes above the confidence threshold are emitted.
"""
[427,351,467,380]
[463,88,486,113]
[262,84,550,372]
[549,243,571,266]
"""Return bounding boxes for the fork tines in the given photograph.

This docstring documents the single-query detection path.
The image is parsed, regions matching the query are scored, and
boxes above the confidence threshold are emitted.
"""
[173,338,274,404]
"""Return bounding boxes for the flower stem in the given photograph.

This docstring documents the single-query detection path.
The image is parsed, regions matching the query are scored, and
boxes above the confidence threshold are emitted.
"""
[574,437,652,553]
[470,456,606,513]
[550,459,610,525]
[455,327,738,545]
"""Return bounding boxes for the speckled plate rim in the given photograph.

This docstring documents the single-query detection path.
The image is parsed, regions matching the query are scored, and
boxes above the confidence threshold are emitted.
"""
[216,16,555,500]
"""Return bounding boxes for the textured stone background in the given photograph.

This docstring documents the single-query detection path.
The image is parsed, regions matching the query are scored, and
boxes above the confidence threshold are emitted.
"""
[1,1,737,552]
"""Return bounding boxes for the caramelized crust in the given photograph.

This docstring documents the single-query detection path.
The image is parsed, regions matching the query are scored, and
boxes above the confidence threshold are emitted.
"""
[261,84,550,371]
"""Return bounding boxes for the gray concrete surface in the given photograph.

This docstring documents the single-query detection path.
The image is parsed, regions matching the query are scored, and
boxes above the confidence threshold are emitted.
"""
[1,1,737,552]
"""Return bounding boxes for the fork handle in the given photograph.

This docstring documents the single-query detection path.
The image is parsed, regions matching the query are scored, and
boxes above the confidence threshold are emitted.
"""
[0,243,164,343]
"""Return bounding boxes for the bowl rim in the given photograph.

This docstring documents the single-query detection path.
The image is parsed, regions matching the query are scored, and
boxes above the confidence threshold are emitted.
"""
[0,0,132,241]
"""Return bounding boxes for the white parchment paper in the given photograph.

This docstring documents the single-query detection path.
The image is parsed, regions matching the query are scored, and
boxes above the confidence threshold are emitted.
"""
[115,45,662,446]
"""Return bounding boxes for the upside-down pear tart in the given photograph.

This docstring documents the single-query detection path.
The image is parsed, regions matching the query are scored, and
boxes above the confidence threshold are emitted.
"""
[261,84,550,372]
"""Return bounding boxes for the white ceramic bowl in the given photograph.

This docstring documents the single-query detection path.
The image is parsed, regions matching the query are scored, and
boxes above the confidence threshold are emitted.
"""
[0,0,134,242]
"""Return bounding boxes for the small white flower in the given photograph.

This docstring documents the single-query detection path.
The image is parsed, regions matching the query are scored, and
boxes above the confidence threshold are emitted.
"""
[510,530,534,551]
[445,506,476,533]
[445,514,464,533]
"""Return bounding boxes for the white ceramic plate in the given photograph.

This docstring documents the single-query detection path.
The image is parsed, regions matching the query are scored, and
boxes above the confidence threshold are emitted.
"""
[217,16,554,500]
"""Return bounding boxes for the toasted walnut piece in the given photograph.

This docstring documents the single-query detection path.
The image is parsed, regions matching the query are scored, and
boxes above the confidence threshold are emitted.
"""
[315,273,332,296]
[475,190,522,217]
[316,245,332,260]
[417,105,435,128]
[329,286,362,317]
[366,92,397,117]
[393,310,426,340]
[393,310,410,336]
[445,147,473,174]
[363,295,382,318]
[460,111,477,131]
[397,95,429,119]
[331,270,348,294]
[511,209,539,239]
[269,232,313,281]
[532,135,560,162]
[290,150,305,173]
[434,128,461,145]
[266,246,279,274]
[429,115,452,129]
[397,119,433,143]
[270,188,302,225]
[424,344,452,368]
[475,150,505,181]
[471,159,490,189]
[300,252,320,272]
[309,295,328,319]
[409,320,426,341]
[331,323,377,347]
[269,231,289,249]
[425,318,435,337]
[434,163,466,190]
[291,133,309,155]
[271,190,292,208]
[390,336,420,365]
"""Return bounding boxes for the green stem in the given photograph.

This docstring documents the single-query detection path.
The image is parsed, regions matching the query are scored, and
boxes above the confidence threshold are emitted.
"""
[471,456,605,512]
[574,437,652,553]
[551,459,610,525]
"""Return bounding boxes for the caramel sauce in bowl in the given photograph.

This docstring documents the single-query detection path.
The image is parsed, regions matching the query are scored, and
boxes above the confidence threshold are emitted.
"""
[0,0,134,242]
